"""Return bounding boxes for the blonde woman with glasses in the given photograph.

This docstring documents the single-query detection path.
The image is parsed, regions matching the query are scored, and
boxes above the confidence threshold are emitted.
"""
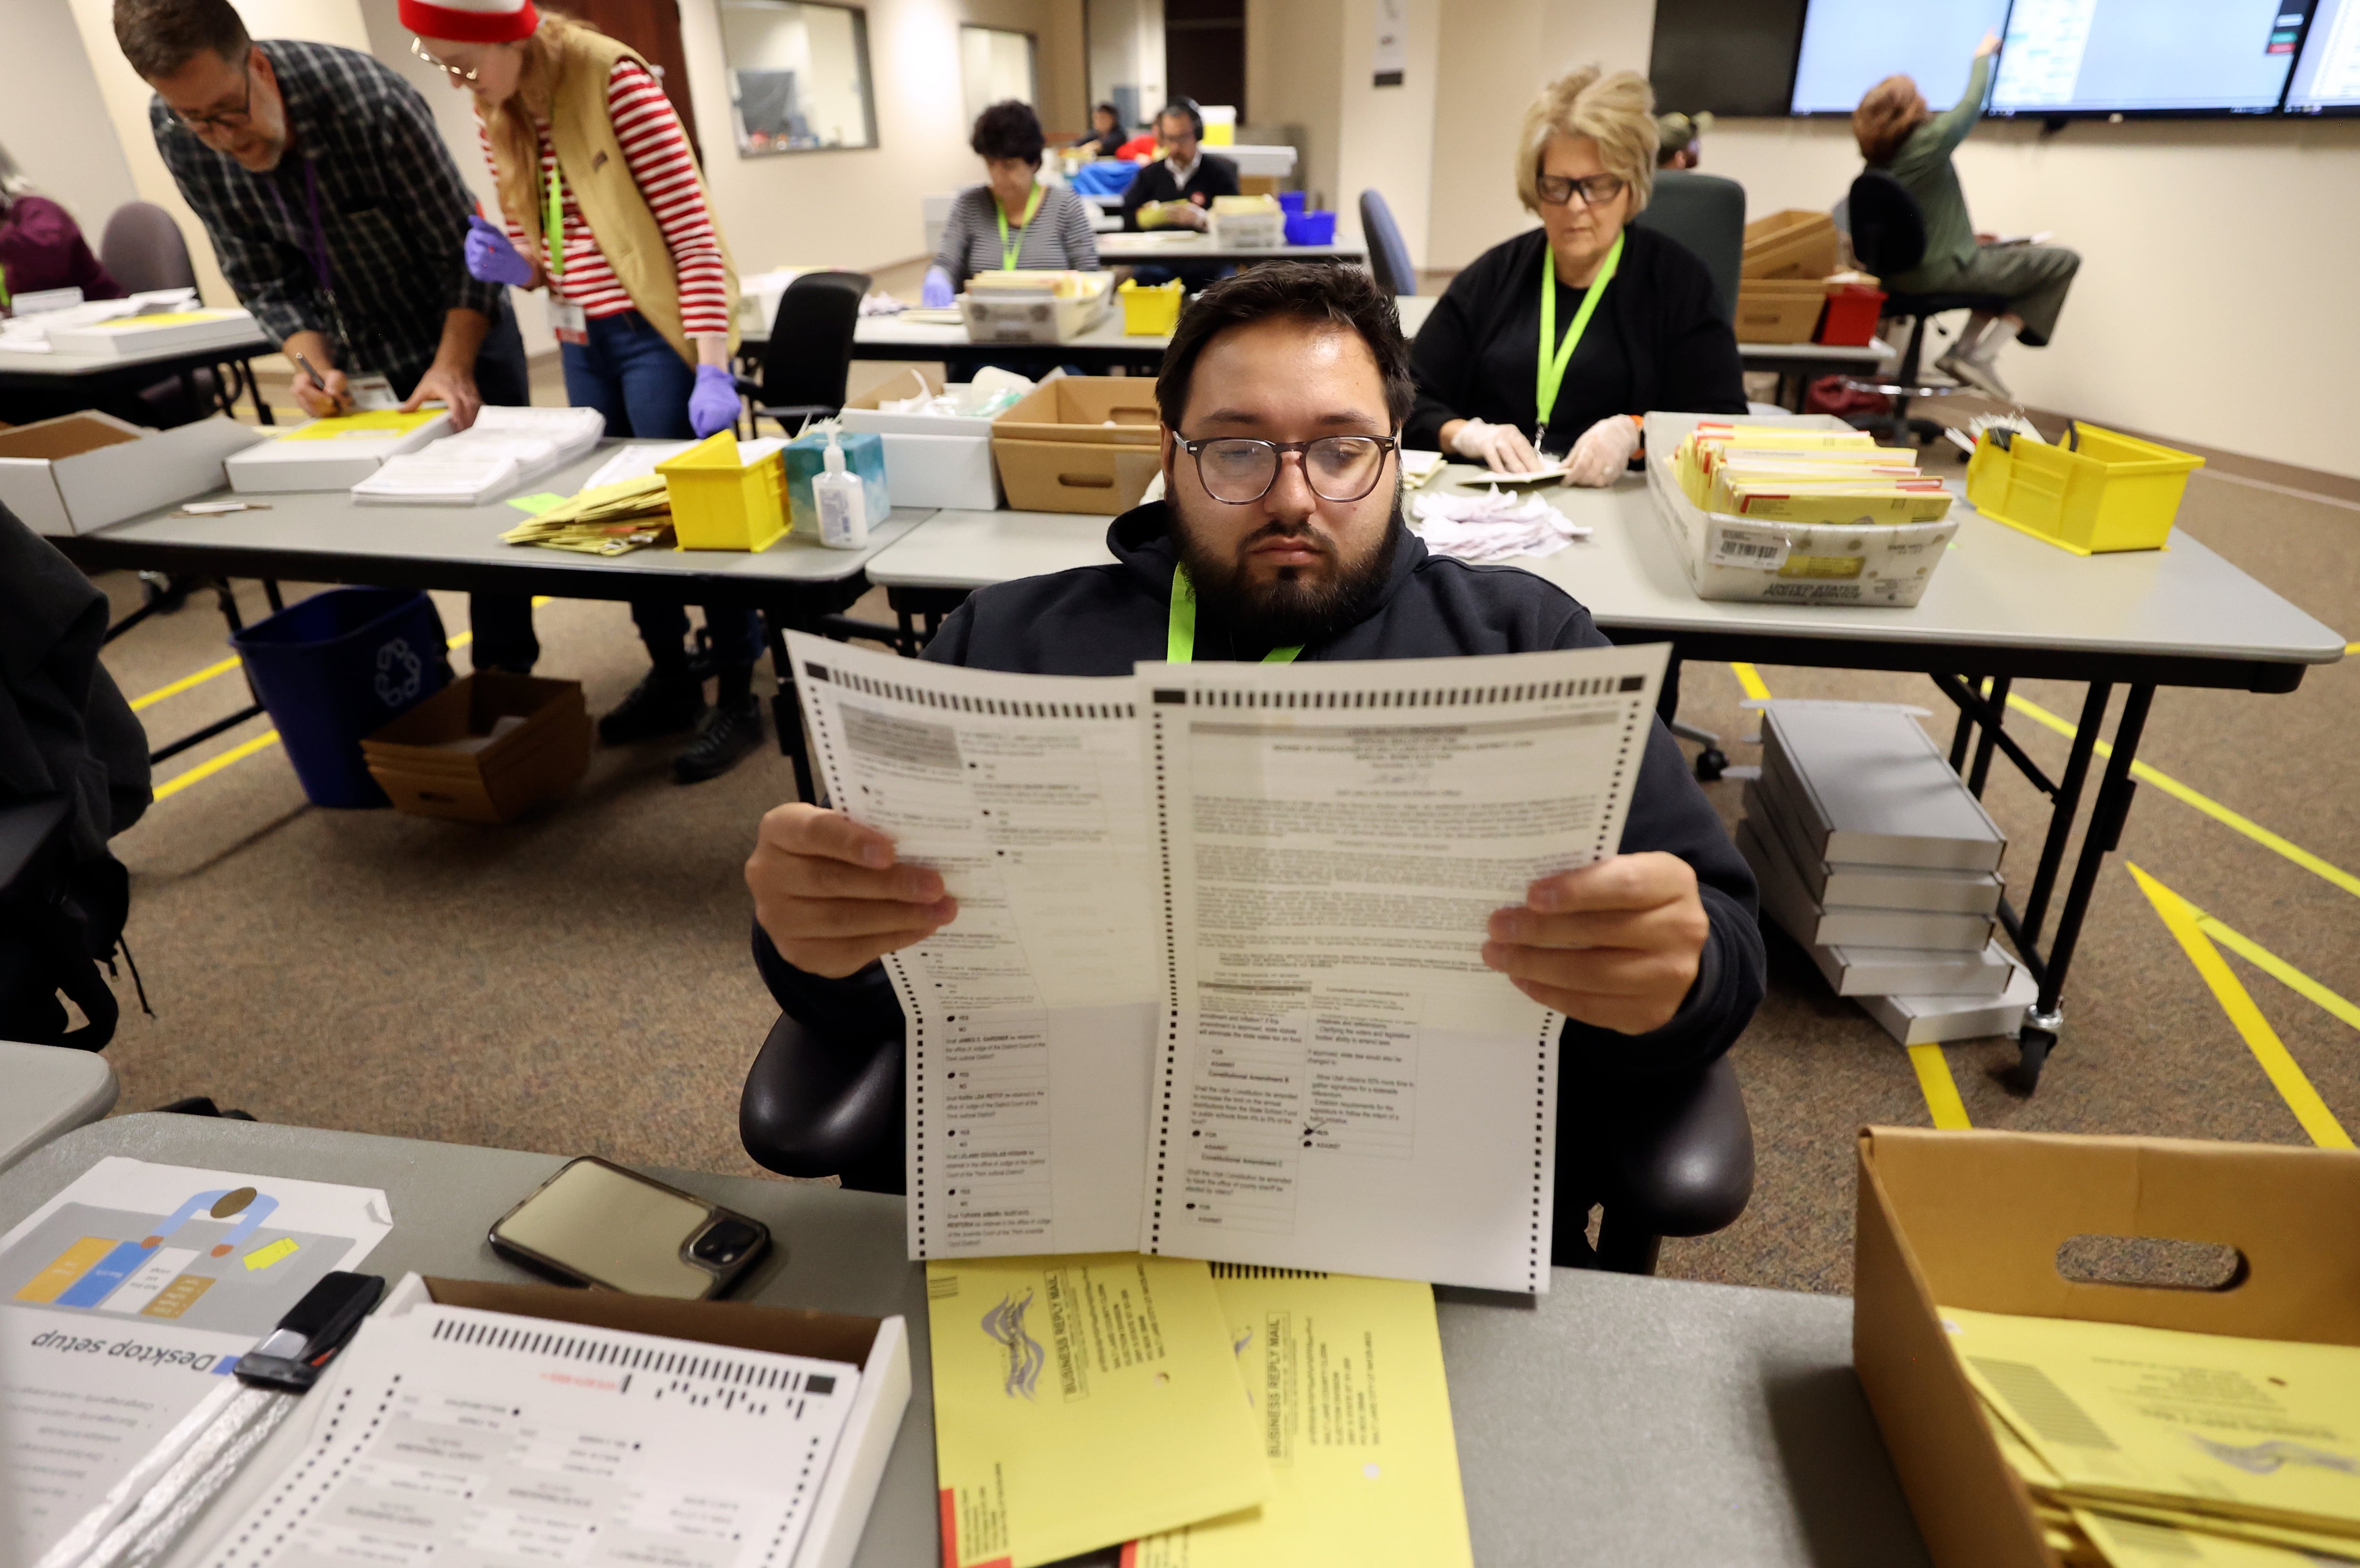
[1406,67,1745,488]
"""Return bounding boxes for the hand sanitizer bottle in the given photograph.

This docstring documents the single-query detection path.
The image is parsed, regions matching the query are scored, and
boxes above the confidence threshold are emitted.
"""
[813,425,868,549]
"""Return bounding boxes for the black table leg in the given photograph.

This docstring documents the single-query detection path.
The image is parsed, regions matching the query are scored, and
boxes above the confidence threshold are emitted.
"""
[1966,676,2011,796]
[2011,683,2153,1088]
[244,357,274,425]
[2019,682,2110,947]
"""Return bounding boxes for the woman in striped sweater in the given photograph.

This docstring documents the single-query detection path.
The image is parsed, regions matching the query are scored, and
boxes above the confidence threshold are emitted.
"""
[405,0,766,784]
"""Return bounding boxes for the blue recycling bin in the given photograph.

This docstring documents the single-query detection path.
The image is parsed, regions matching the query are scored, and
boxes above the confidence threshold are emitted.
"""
[228,588,449,808]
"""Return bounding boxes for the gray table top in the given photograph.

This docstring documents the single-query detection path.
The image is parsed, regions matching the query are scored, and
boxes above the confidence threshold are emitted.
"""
[0,1041,116,1172]
[0,323,275,377]
[808,295,1438,358]
[859,468,2343,670]
[1093,235,1365,263]
[1735,337,1895,364]
[71,441,926,592]
[1,1115,1929,1568]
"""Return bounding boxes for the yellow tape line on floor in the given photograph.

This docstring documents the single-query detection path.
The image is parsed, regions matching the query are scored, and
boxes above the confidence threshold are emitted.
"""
[130,654,243,711]
[2005,693,2360,903]
[2198,912,2360,1036]
[2127,863,2352,1150]
[1728,662,1772,702]
[153,730,281,801]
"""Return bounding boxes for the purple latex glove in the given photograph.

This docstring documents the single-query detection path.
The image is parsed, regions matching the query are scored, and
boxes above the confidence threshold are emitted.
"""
[464,214,535,287]
[920,267,955,309]
[688,362,740,438]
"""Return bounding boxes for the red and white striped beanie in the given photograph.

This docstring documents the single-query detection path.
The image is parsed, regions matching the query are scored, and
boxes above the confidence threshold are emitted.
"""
[399,0,540,43]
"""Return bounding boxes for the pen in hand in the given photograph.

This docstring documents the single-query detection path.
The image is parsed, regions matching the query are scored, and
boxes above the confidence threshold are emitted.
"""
[287,347,349,415]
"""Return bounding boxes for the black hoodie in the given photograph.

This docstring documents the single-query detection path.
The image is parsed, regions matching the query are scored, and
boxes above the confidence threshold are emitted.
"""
[755,501,1764,1090]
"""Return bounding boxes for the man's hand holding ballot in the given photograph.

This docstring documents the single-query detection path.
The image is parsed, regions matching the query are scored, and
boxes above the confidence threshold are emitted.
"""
[748,262,1764,1278]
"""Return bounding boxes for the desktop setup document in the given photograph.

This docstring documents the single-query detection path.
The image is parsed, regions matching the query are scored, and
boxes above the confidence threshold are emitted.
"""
[785,632,1666,1293]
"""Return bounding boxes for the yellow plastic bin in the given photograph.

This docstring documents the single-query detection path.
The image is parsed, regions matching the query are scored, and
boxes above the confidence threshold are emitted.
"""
[1119,278,1185,336]
[1965,422,2204,555]
[657,430,789,552]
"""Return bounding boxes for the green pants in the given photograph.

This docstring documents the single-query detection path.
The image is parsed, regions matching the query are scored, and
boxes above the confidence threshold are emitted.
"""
[1894,243,2080,347]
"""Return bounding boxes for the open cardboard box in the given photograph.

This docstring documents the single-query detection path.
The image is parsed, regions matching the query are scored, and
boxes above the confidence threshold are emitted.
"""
[994,438,1162,515]
[360,672,590,823]
[156,1272,910,1568]
[0,409,263,536]
[993,377,1162,446]
[1854,1126,2360,1568]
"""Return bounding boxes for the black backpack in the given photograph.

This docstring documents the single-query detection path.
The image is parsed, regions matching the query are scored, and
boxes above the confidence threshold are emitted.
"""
[0,797,139,1049]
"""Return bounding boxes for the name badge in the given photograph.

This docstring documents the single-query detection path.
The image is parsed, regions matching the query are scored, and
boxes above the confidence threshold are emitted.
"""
[549,300,589,345]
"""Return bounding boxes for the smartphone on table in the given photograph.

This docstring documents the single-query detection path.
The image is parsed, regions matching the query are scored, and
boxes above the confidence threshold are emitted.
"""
[488,1156,771,1299]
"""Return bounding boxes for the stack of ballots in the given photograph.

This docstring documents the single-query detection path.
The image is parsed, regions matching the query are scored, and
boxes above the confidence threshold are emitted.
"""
[1735,700,2036,1045]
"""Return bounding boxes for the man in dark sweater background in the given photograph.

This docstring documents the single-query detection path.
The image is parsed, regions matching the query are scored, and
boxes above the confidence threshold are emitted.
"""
[744,263,1764,1264]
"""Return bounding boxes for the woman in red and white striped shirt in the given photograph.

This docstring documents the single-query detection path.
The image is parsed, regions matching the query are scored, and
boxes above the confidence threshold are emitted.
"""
[406,0,769,783]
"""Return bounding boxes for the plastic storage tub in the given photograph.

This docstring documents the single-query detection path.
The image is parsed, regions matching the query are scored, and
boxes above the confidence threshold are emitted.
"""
[658,431,789,552]
[1119,278,1184,335]
[1817,283,1887,346]
[1964,423,2202,555]
[1282,210,1337,245]
[1642,412,1960,607]
[228,587,449,808]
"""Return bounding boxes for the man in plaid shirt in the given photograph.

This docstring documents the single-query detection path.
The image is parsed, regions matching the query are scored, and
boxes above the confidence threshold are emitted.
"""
[114,0,540,669]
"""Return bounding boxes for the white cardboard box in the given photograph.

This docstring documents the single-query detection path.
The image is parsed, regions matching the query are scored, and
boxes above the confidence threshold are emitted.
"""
[228,411,453,493]
[43,306,258,357]
[1860,964,2039,1045]
[0,410,265,536]
[873,431,1000,509]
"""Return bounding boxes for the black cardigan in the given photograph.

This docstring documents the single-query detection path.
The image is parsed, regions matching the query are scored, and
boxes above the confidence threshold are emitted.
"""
[1406,222,1746,453]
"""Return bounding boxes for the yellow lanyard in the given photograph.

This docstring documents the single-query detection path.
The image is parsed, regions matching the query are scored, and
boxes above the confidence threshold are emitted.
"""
[1534,230,1621,453]
[1168,562,1301,664]
[996,183,1045,272]
[544,162,565,282]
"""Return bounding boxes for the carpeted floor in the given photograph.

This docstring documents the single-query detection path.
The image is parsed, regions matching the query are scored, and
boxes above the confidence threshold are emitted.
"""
[73,392,2358,1298]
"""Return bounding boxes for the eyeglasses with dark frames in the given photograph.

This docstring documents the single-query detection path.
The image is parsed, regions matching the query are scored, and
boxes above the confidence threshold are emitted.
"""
[1177,434,1399,505]
[1534,171,1626,207]
[411,36,481,82]
[169,54,257,135]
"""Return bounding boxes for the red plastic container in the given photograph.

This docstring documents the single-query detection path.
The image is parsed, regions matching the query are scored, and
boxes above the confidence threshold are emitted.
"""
[1817,284,1888,346]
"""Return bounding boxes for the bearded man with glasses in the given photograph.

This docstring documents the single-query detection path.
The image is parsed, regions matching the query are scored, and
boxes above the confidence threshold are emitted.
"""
[741,264,1766,1257]
[111,0,543,675]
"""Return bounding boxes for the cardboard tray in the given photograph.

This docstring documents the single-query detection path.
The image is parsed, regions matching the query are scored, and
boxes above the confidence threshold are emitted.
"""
[361,673,590,823]
[993,437,1161,514]
[992,377,1162,445]
[1743,209,1840,280]
[0,410,264,536]
[1854,1127,2360,1568]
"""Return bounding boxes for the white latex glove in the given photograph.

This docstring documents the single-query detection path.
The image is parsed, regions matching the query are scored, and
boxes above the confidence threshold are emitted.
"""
[1450,418,1548,474]
[1564,415,1641,487]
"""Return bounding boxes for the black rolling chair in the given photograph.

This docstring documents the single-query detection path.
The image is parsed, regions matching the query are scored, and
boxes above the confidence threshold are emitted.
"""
[1357,189,1417,297]
[0,797,125,1051]
[1631,169,1745,322]
[739,1014,1753,1276]
[1845,172,2008,446]
[737,270,870,436]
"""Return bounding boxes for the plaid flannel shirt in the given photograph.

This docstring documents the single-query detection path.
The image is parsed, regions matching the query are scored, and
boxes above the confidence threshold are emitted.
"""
[150,40,500,390]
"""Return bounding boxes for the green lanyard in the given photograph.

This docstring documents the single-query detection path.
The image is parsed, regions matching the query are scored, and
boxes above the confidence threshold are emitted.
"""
[1534,230,1622,454]
[544,162,565,282]
[1168,563,1301,664]
[996,183,1045,272]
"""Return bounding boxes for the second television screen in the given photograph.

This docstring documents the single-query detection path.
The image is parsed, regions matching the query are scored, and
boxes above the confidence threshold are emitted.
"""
[1788,0,2012,115]
[1990,0,2312,115]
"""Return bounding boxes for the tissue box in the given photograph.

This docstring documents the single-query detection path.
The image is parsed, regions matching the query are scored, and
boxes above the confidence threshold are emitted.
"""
[784,429,890,535]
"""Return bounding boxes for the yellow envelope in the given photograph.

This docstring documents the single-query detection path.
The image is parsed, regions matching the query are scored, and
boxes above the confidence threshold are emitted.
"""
[927,1253,1266,1568]
[1127,1268,1473,1568]
[2075,1507,2329,1567]
[279,409,444,440]
[1941,1306,2360,1537]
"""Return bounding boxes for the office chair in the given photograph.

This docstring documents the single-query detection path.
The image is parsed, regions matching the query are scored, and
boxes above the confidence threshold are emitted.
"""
[1844,172,2009,446]
[98,201,233,429]
[1631,169,1745,322]
[0,797,122,1051]
[739,1014,1753,1276]
[1357,189,1418,297]
[738,270,870,437]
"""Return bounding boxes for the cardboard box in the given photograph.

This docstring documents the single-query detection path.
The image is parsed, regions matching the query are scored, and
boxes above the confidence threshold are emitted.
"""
[1743,209,1840,279]
[400,1275,908,1568]
[874,431,1000,510]
[0,410,264,537]
[360,673,590,823]
[994,438,1161,514]
[228,410,452,493]
[43,306,258,357]
[1857,964,2037,1045]
[993,377,1162,446]
[840,368,1001,438]
[1853,1127,2360,1568]
[1734,278,1829,344]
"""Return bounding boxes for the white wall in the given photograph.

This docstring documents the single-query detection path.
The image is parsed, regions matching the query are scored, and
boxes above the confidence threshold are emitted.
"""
[1087,0,1164,130]
[1420,0,2360,480]
[5,0,141,236]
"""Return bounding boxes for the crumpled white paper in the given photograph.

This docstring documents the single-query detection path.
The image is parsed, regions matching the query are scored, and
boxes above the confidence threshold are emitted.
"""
[1408,486,1592,563]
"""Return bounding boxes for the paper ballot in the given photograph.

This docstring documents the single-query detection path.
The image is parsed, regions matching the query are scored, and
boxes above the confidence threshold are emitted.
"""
[1943,1307,2360,1540]
[925,1254,1266,1568]
[786,634,1665,1291]
[1129,1268,1475,1568]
